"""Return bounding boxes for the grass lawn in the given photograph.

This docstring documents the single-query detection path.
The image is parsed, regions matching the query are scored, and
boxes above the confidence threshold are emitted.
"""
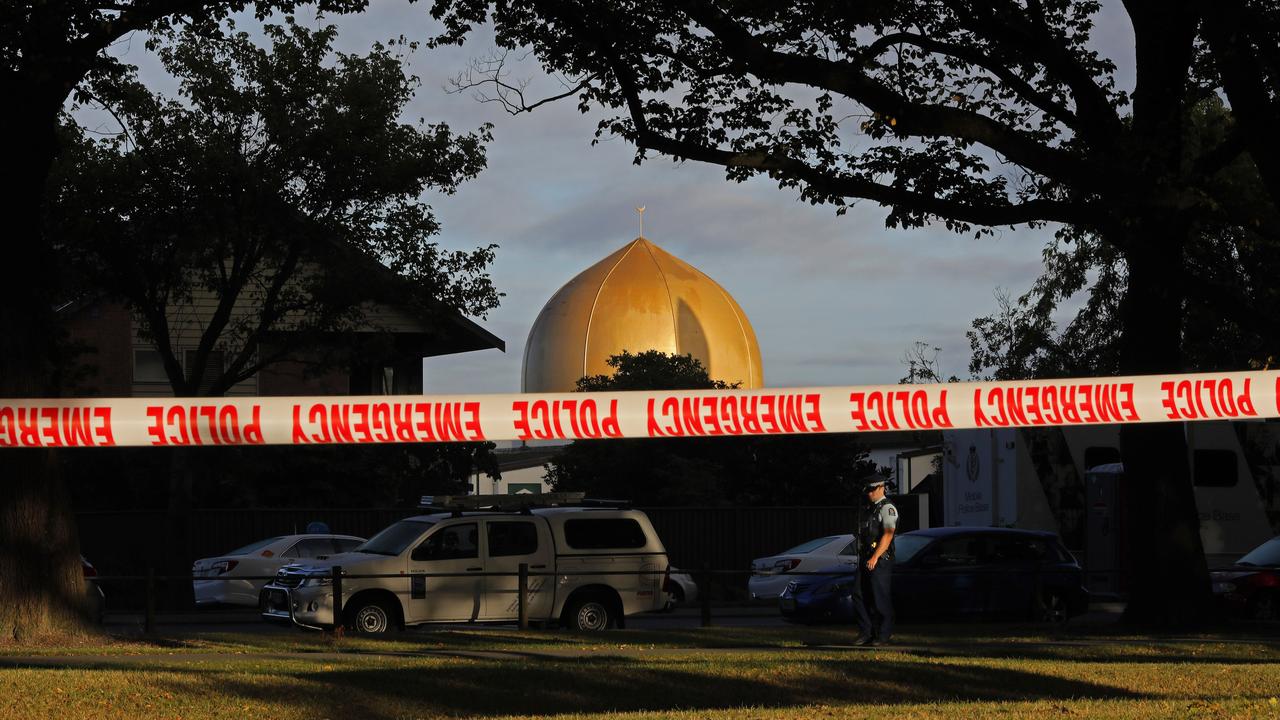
[1,625,1279,719]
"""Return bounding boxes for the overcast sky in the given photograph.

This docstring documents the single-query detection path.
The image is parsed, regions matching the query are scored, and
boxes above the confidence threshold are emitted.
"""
[107,3,1136,395]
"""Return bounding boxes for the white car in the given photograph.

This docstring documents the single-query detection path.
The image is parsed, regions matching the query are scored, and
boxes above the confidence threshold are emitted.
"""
[748,534,858,600]
[193,534,365,607]
[663,567,699,610]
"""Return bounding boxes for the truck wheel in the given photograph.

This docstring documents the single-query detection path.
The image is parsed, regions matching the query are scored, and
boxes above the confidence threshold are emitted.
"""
[1035,590,1068,624]
[348,597,397,635]
[566,596,615,631]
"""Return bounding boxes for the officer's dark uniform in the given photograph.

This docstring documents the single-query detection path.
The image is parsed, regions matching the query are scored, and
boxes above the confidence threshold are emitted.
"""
[856,480,897,643]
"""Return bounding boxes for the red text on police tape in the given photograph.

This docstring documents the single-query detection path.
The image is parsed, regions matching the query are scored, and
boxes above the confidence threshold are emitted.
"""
[512,398,621,440]
[0,407,115,447]
[849,389,952,431]
[647,393,825,437]
[146,404,264,445]
[1160,378,1257,420]
[291,402,483,444]
[974,382,1139,427]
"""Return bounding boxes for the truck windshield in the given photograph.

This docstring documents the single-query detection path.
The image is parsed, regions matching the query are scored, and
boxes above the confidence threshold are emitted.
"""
[356,520,434,556]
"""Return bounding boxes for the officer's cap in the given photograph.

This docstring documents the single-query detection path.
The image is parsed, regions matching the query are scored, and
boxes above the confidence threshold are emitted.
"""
[861,474,890,492]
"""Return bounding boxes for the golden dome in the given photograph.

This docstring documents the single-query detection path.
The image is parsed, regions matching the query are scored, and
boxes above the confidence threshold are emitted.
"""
[522,237,763,392]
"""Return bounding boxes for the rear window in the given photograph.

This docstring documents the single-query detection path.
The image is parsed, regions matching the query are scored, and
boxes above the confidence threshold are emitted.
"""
[894,535,932,563]
[782,537,837,555]
[564,519,647,550]
[488,521,539,557]
[1238,538,1280,567]
[225,537,283,556]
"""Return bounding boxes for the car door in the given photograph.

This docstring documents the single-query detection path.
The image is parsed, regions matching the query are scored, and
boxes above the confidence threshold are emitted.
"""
[985,535,1043,616]
[480,519,554,620]
[406,522,484,623]
[901,535,991,617]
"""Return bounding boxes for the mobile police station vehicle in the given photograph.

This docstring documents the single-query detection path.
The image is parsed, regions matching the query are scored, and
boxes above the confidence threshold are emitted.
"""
[260,494,670,633]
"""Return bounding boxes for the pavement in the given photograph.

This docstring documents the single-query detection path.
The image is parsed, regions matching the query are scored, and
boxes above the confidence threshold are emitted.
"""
[90,602,1134,637]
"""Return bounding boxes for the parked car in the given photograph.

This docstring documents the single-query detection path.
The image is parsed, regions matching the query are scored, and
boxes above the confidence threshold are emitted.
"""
[261,505,670,633]
[748,535,857,600]
[82,555,105,624]
[193,534,365,607]
[662,567,699,610]
[1211,535,1279,621]
[779,527,1088,623]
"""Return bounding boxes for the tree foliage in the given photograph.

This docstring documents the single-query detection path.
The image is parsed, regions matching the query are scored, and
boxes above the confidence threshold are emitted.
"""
[968,99,1280,381]
[1,0,368,640]
[546,351,880,506]
[50,18,499,396]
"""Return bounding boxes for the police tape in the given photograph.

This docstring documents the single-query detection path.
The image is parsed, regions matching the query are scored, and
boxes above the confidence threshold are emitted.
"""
[0,370,1275,448]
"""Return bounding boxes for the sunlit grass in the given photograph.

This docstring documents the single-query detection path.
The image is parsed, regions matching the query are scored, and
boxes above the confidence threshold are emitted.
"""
[0,624,1278,719]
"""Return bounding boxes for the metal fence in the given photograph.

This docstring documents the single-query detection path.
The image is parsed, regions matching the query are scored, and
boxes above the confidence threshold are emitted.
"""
[76,500,925,610]
[76,502,928,573]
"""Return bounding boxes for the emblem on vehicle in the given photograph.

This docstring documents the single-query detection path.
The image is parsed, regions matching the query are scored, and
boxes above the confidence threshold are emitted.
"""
[966,445,980,483]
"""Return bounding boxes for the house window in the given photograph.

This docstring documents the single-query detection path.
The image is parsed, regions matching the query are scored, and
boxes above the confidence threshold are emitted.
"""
[184,350,225,394]
[133,349,170,383]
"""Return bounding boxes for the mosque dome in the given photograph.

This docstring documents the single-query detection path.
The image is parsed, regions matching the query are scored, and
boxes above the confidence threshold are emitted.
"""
[522,236,763,392]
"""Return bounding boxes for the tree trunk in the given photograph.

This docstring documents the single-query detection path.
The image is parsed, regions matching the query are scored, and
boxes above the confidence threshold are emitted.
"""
[1114,226,1212,627]
[0,92,90,640]
[164,447,197,610]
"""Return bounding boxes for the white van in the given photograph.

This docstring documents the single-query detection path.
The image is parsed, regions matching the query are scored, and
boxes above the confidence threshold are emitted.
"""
[261,501,669,633]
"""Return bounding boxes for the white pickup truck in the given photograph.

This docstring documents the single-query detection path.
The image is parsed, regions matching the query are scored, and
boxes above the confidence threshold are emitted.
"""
[261,504,670,632]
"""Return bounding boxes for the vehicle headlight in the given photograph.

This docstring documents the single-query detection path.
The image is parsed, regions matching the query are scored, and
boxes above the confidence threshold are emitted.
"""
[1211,581,1237,594]
[302,576,333,588]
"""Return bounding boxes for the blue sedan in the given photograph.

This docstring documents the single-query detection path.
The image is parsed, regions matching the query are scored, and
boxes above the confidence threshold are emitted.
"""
[779,527,1089,623]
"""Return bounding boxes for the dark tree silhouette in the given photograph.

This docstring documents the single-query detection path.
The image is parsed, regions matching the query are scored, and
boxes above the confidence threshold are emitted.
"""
[47,18,500,606]
[0,0,366,640]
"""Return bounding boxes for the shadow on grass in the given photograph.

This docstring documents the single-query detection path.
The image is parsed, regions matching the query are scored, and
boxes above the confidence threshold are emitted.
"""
[149,653,1150,719]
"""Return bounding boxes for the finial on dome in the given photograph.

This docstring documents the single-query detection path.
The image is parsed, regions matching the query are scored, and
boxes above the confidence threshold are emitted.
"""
[635,206,646,237]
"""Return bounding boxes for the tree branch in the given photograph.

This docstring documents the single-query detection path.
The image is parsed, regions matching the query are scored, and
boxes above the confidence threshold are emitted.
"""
[857,32,1081,132]
[447,50,597,115]
[606,50,1094,228]
[1203,5,1280,206]
[947,0,1125,143]
[675,0,1104,189]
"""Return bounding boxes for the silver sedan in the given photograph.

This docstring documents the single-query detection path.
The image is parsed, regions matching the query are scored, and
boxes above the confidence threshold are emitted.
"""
[193,534,364,607]
[748,534,858,600]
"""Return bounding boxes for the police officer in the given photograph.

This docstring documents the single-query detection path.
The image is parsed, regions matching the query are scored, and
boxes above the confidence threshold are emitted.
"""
[855,474,897,646]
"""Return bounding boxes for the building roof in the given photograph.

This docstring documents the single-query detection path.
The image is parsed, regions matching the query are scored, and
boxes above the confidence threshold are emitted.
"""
[522,236,762,392]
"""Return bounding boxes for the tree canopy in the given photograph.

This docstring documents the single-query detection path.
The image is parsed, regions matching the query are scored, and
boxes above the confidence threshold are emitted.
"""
[968,99,1280,381]
[50,17,499,396]
[2,0,377,642]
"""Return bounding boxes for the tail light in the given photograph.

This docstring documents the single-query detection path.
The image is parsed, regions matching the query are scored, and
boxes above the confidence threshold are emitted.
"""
[211,560,240,575]
[774,559,802,574]
[82,561,98,579]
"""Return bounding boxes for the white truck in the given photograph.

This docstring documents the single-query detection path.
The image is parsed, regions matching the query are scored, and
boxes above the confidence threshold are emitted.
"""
[261,500,670,632]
